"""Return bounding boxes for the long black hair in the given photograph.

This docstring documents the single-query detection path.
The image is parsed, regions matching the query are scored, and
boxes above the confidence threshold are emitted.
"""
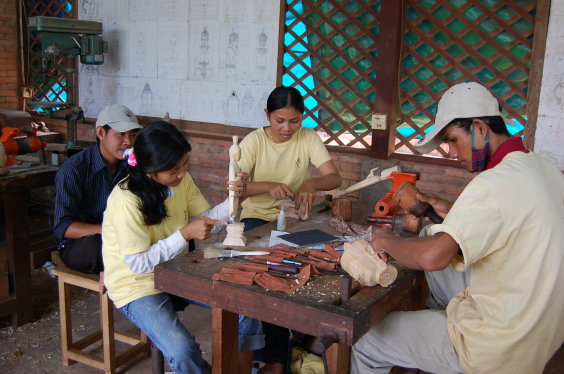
[266,86,305,114]
[119,121,191,225]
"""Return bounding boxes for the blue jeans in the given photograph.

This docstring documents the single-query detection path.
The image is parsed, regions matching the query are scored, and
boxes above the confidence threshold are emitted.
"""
[119,293,264,374]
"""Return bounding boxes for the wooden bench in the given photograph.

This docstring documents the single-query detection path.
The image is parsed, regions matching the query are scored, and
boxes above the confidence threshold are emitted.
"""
[51,251,150,373]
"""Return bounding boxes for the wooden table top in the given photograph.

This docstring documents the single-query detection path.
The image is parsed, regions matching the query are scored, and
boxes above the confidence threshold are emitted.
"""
[155,204,424,346]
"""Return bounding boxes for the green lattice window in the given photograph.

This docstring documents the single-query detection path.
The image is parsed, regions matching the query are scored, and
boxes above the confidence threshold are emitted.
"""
[26,0,75,111]
[282,0,538,160]
[397,0,534,156]
[283,0,381,148]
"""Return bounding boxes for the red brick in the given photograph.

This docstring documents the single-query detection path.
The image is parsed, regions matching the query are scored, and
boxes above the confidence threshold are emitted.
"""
[444,167,473,179]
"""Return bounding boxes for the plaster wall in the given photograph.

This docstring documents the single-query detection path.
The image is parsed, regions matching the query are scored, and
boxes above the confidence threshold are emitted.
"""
[536,0,564,169]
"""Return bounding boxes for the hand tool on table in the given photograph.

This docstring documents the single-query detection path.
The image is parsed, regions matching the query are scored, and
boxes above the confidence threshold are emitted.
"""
[238,258,299,274]
[203,248,270,259]
[317,165,400,213]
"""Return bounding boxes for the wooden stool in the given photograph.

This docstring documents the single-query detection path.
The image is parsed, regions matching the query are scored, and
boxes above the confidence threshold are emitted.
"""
[51,251,150,373]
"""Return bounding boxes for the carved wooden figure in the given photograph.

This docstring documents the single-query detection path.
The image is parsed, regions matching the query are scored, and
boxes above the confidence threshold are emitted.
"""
[223,136,246,246]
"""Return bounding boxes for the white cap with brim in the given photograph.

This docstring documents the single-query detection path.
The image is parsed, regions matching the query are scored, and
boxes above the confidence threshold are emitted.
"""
[414,82,502,154]
[96,104,142,133]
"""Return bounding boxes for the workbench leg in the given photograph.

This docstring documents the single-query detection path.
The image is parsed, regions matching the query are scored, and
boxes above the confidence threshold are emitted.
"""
[211,307,238,374]
[5,191,33,326]
[325,343,351,374]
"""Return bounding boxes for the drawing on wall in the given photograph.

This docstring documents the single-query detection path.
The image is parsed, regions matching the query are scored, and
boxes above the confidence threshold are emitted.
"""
[129,23,158,78]
[79,0,280,127]
[140,82,156,115]
[197,27,211,79]
[225,28,239,78]
[226,90,240,119]
[81,76,98,115]
[241,91,255,122]
[80,0,99,19]
[158,22,189,79]
[251,29,268,83]
[553,73,564,110]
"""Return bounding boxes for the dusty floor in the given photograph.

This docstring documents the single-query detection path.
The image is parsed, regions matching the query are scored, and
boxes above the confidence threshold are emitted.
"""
[0,267,212,373]
[1,268,562,374]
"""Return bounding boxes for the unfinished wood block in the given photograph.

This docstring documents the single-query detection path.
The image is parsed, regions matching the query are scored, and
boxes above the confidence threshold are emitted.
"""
[341,240,397,287]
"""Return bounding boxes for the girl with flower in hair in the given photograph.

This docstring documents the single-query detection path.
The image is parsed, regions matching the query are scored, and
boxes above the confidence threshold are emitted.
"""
[102,121,263,374]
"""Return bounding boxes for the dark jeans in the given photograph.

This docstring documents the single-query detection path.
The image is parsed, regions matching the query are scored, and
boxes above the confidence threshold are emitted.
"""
[59,234,103,274]
[241,217,291,371]
[59,235,195,274]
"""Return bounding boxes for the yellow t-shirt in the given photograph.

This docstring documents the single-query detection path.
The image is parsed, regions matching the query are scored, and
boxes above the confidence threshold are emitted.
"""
[428,152,564,374]
[102,174,210,308]
[238,126,332,221]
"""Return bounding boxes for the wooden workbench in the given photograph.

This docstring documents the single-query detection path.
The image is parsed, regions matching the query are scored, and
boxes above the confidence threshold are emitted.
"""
[154,205,425,374]
[0,165,58,326]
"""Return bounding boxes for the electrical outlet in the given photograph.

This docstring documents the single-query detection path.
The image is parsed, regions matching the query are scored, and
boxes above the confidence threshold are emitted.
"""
[371,113,387,130]
[22,87,34,99]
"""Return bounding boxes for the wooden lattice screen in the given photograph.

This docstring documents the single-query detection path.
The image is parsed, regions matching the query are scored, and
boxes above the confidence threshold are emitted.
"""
[397,0,535,156]
[283,0,381,148]
[26,0,75,110]
[282,0,538,159]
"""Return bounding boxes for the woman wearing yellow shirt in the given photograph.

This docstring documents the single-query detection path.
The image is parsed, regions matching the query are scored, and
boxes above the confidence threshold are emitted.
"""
[238,86,342,374]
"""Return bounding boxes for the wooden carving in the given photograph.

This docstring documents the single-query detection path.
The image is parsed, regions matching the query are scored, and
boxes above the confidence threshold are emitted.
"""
[341,240,397,287]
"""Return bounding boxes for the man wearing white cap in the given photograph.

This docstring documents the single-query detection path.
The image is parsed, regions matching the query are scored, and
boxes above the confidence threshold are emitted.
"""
[351,82,563,374]
[54,104,142,275]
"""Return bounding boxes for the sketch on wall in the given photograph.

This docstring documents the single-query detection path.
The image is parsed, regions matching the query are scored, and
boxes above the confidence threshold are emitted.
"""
[78,0,279,128]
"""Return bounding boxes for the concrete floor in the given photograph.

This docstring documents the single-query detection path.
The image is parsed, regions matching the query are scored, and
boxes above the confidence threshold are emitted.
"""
[1,268,562,374]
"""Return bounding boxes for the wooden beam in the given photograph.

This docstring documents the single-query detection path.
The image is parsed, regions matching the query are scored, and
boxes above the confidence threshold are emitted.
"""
[372,0,404,159]
[524,0,552,150]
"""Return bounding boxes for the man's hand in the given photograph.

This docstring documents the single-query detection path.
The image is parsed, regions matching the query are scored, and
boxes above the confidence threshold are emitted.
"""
[370,227,397,262]
[181,218,227,241]
[416,193,452,219]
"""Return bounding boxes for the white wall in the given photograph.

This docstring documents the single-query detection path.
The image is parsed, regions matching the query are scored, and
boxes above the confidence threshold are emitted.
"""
[536,0,564,169]
[78,0,279,128]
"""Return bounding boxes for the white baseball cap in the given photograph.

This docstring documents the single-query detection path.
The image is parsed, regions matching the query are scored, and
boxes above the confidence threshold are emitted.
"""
[96,104,142,132]
[414,82,501,154]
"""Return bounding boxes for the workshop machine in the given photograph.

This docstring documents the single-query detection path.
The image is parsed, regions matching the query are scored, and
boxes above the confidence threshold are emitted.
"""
[27,16,107,150]
[0,127,47,167]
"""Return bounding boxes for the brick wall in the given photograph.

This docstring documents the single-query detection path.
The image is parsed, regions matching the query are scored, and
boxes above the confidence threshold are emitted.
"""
[0,0,20,110]
[37,115,473,207]
[184,134,473,207]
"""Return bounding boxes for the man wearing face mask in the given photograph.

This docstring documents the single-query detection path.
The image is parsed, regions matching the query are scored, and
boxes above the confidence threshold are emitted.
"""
[350,82,564,374]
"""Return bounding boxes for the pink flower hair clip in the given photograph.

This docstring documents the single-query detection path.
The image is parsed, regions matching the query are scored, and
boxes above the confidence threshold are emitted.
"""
[123,148,137,167]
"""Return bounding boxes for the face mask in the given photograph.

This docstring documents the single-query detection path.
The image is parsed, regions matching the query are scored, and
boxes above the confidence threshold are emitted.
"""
[471,125,490,172]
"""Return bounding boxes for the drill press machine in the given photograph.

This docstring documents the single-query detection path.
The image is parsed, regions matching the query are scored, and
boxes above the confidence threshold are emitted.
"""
[27,16,107,152]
